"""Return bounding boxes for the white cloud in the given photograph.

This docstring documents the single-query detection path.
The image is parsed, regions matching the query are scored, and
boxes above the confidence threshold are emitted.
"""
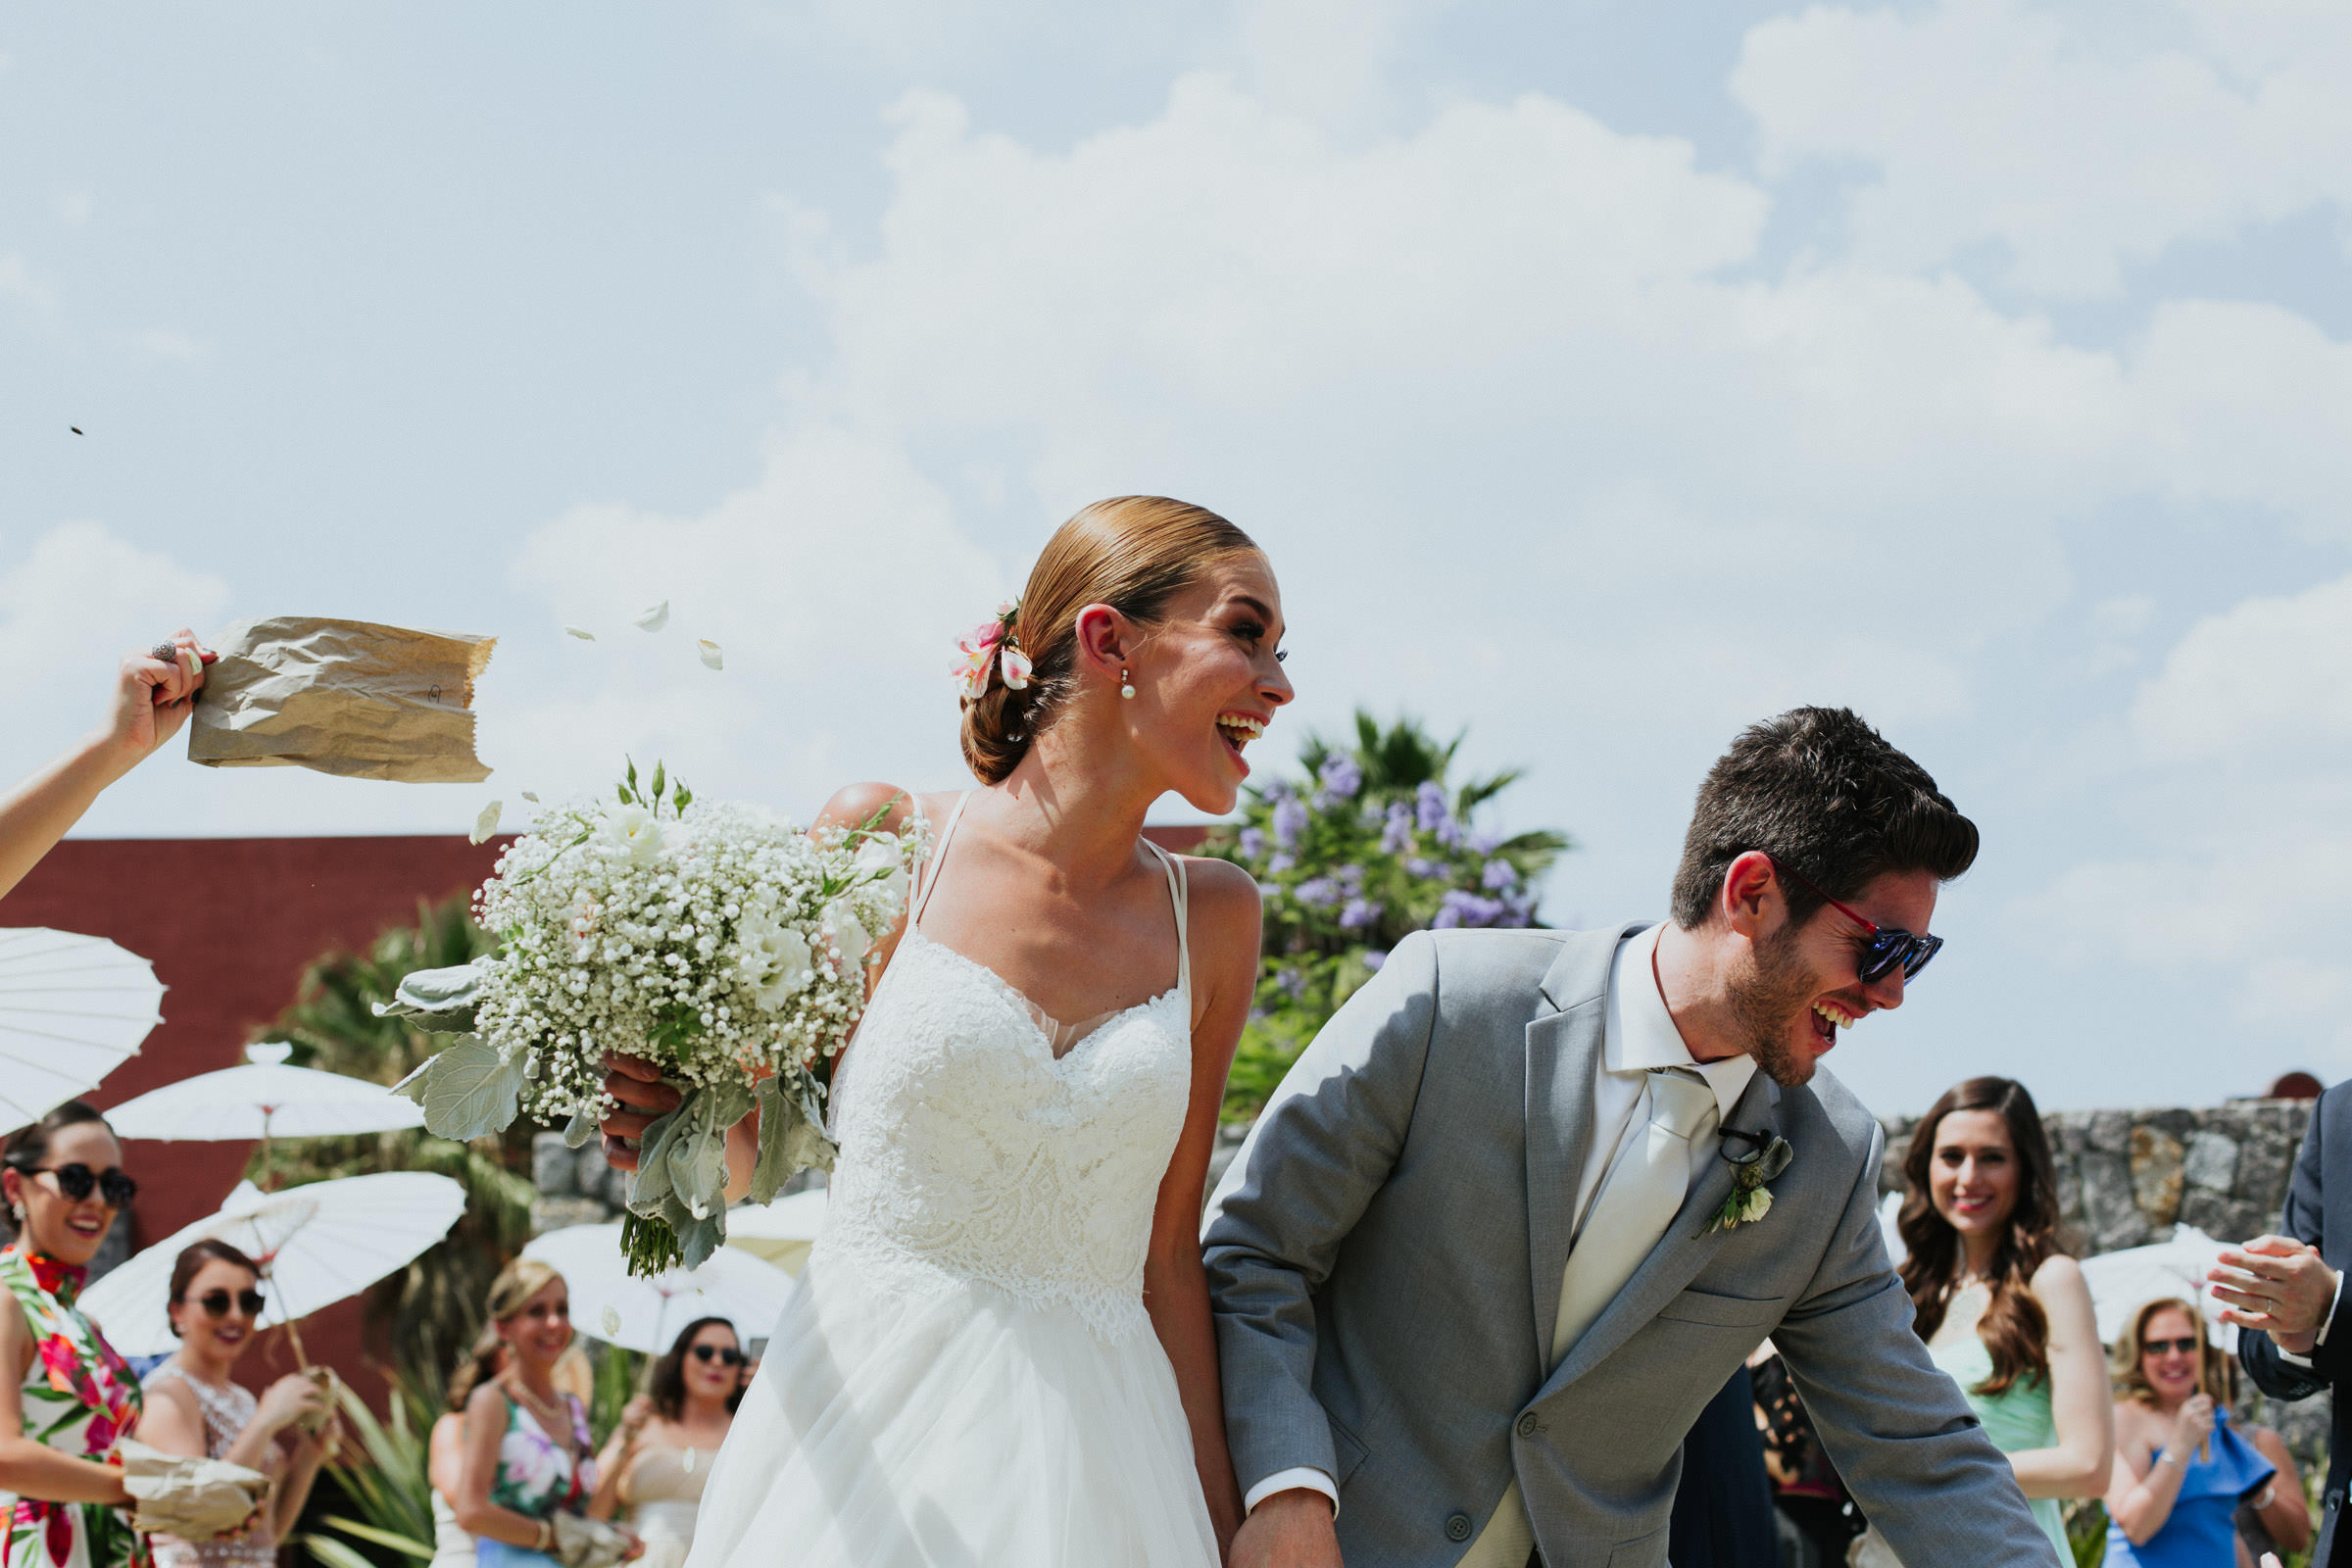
[499,421,1004,809]
[0,521,230,774]
[2130,569,2352,760]
[0,255,56,315]
[1732,0,2352,297]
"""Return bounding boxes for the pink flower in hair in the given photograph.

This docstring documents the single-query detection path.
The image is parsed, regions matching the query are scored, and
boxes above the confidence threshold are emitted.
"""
[951,601,1028,701]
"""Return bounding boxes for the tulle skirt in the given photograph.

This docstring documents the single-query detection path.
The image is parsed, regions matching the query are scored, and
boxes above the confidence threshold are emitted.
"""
[682,1240,1218,1568]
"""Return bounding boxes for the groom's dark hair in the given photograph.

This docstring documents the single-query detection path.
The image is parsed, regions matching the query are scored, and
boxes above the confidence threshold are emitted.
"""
[1670,707,1977,930]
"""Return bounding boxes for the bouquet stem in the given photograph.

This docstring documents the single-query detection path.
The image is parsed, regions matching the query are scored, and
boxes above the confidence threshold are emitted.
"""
[619,1209,685,1276]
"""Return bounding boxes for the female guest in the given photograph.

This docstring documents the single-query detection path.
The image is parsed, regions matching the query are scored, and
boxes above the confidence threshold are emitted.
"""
[1894,1077,2111,1562]
[2104,1298,2309,1564]
[0,634,211,903]
[430,1338,507,1568]
[454,1261,614,1568]
[138,1242,334,1568]
[587,1318,742,1568]
[0,1103,167,1568]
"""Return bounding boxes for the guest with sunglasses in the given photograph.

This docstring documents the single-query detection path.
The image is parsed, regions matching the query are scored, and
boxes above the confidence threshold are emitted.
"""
[2105,1298,2308,1565]
[137,1242,335,1568]
[587,1319,742,1568]
[1866,1078,2111,1564]
[0,633,213,905]
[0,1102,172,1568]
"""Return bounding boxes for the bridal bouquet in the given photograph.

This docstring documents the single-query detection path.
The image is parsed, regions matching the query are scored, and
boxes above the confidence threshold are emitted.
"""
[388,761,922,1274]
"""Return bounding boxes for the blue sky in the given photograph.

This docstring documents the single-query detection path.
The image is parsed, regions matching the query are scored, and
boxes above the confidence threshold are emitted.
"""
[6,0,2350,1114]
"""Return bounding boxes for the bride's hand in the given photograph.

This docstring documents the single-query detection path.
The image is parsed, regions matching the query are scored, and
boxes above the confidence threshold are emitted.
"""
[599,1054,679,1171]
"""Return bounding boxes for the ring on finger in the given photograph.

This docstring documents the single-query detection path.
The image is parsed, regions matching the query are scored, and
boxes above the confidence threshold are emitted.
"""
[149,642,177,662]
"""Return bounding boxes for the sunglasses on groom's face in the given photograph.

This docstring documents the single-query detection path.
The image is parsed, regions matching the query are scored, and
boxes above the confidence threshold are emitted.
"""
[1768,858,1943,984]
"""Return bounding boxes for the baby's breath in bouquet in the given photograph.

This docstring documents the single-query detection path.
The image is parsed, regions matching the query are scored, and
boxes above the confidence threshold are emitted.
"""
[387,761,922,1274]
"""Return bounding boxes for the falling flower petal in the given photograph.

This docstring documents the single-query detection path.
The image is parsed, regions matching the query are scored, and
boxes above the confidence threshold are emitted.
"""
[634,602,670,632]
[470,802,503,845]
[601,1305,622,1339]
[564,625,596,641]
[698,639,723,670]
[521,791,539,803]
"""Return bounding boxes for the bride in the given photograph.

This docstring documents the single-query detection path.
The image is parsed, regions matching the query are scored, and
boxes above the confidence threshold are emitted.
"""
[600,496,1292,1565]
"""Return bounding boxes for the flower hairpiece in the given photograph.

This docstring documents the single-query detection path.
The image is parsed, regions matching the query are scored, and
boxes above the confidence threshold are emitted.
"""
[952,599,1032,703]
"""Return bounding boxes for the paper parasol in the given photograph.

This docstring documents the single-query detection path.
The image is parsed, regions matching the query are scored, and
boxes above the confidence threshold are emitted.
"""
[523,1222,796,1354]
[0,929,165,1138]
[723,1188,826,1276]
[2078,1224,2237,1351]
[80,1173,466,1357]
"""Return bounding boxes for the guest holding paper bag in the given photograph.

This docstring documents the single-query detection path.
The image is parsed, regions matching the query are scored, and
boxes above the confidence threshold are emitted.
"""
[0,634,211,903]
[135,1242,335,1568]
[0,1104,159,1568]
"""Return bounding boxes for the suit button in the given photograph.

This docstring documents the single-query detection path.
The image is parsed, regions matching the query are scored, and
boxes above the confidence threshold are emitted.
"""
[1445,1514,1472,1543]
[1515,1412,1540,1439]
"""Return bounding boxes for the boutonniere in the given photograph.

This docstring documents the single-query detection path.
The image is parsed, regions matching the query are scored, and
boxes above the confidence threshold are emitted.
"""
[1708,1128,1793,1233]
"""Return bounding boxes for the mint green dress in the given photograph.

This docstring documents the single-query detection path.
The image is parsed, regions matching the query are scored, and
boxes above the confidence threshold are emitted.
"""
[1929,1336,2071,1561]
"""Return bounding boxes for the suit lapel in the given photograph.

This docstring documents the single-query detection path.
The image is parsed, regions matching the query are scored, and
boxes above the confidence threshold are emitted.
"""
[1523,924,1643,1367]
[1542,1068,1784,1397]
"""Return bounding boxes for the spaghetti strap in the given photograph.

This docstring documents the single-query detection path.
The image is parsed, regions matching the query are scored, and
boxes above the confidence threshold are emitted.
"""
[1143,841,1192,1005]
[912,792,971,929]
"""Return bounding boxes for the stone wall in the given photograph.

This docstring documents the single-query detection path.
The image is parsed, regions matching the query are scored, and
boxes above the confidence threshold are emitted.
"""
[1877,1100,2313,1255]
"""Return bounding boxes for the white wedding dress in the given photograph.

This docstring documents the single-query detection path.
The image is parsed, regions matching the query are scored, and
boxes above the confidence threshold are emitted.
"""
[684,795,1219,1568]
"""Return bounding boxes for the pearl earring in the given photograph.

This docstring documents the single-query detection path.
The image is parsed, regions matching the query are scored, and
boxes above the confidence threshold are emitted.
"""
[1120,667,1135,700]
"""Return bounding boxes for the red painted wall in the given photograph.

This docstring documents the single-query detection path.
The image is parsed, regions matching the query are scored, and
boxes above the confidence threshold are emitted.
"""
[0,836,505,1402]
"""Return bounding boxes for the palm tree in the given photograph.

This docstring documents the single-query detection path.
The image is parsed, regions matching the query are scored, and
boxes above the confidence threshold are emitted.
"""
[258,897,537,1398]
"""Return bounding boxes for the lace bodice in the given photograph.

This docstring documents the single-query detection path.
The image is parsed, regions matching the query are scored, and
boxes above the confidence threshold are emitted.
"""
[820,796,1196,1342]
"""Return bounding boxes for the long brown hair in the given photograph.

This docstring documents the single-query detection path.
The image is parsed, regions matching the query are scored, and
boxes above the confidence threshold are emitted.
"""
[959,496,1261,784]
[1897,1077,2064,1396]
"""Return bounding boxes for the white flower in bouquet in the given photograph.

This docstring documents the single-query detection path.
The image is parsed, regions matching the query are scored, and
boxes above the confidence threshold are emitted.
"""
[387,758,924,1274]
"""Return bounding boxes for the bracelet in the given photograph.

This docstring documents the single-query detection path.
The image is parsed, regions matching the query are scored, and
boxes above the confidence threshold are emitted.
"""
[2153,1449,2180,1469]
[534,1519,554,1553]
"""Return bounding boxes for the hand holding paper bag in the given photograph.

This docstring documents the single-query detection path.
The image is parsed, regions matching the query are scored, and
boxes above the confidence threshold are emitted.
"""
[188,616,495,782]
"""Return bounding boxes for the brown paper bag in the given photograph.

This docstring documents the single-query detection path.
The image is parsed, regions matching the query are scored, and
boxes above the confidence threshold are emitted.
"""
[189,616,495,783]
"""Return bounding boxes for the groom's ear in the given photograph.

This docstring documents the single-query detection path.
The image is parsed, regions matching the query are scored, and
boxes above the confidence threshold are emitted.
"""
[1720,851,1780,940]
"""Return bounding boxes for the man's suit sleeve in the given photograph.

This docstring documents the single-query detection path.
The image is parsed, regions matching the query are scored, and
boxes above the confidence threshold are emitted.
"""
[2242,1089,2344,1399]
[1772,1123,2061,1567]
[1201,930,1442,1497]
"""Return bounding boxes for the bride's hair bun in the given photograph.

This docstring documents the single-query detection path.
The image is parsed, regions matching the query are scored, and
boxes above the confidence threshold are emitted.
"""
[960,496,1259,784]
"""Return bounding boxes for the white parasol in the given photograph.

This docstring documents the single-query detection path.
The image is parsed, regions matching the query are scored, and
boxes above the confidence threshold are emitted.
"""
[2078,1224,2236,1352]
[724,1188,826,1276]
[0,929,166,1138]
[79,1172,466,1358]
[103,1043,423,1181]
[523,1222,796,1354]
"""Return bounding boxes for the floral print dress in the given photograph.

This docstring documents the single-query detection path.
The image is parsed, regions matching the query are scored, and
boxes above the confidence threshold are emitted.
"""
[0,1250,147,1568]
[473,1392,594,1568]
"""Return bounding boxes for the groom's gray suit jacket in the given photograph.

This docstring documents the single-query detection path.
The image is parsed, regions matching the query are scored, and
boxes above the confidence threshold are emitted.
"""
[1203,925,2056,1568]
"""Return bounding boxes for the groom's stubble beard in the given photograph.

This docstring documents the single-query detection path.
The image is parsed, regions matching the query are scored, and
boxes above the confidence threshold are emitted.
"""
[1727,917,1820,1088]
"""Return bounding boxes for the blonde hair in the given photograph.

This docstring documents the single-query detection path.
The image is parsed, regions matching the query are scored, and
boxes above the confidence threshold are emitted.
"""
[2112,1297,2232,1407]
[960,496,1260,784]
[484,1257,564,1324]
[446,1324,506,1411]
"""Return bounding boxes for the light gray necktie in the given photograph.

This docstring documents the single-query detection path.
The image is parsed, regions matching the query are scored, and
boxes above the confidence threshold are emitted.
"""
[1458,1066,1721,1568]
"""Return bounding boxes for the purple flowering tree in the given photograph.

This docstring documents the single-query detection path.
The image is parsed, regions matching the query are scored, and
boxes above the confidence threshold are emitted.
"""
[1204,711,1572,1114]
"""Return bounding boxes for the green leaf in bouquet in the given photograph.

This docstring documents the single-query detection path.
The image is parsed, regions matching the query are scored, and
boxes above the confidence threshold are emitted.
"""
[748,1079,796,1205]
[409,1036,526,1142]
[563,1100,600,1151]
[671,1208,726,1272]
[371,960,489,1032]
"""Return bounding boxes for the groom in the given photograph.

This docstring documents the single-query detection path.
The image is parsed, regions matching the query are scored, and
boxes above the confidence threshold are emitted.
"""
[1204,708,2057,1567]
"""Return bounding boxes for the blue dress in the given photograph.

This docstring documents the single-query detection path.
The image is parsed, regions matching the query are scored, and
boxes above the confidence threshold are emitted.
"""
[2104,1407,2275,1567]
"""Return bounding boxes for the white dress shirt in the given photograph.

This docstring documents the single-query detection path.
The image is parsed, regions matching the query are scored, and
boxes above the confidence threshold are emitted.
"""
[1242,922,1757,1518]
